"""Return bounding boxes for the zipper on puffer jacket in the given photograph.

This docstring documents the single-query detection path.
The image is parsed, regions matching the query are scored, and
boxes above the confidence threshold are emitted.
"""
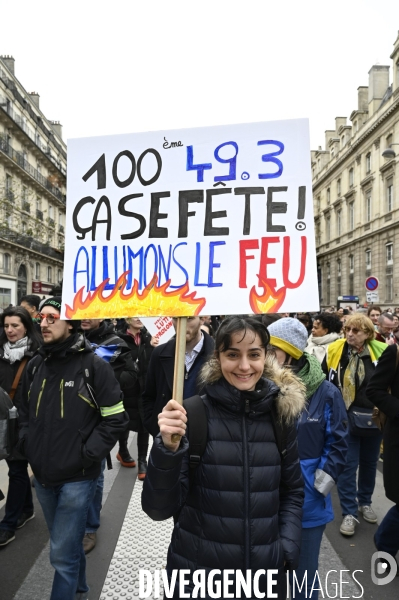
[60,380,64,417]
[36,379,46,416]
[242,398,251,571]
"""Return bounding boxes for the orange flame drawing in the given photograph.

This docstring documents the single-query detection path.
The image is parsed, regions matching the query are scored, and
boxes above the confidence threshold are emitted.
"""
[66,272,206,319]
[249,277,286,314]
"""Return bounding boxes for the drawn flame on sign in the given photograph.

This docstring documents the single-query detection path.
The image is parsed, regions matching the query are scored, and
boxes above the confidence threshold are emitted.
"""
[249,277,286,314]
[65,272,206,319]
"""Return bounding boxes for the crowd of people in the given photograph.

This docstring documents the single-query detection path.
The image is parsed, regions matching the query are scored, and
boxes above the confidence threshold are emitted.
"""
[0,296,398,599]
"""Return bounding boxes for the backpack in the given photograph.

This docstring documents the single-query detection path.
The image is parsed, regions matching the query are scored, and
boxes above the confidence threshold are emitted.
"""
[0,387,17,461]
[184,395,289,474]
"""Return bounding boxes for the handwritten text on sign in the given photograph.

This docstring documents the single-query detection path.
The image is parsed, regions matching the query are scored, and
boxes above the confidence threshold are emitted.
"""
[140,316,175,344]
[62,120,318,318]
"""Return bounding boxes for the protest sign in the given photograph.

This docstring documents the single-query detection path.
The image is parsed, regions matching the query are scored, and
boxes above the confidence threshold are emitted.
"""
[140,316,175,344]
[62,119,318,318]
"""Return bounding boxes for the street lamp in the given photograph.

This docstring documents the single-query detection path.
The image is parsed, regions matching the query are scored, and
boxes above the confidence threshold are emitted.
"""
[382,143,399,159]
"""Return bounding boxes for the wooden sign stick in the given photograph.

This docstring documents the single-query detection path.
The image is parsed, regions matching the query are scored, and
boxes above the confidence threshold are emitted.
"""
[171,316,187,443]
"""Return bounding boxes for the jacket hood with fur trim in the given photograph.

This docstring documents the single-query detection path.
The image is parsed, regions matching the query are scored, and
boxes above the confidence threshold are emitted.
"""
[201,355,306,425]
[263,357,306,424]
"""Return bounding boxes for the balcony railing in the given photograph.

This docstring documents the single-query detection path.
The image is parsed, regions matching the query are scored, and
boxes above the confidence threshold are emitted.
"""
[22,201,30,213]
[36,209,43,221]
[0,135,66,204]
[0,226,64,261]
[58,224,64,233]
[48,218,55,228]
[0,70,67,167]
[0,100,67,176]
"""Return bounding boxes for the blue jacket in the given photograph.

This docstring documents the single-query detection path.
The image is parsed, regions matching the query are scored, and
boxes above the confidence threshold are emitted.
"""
[297,380,348,528]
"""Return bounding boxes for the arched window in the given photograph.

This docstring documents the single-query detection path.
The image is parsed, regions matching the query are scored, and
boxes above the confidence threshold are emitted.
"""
[57,269,62,283]
[35,262,40,280]
[47,266,52,283]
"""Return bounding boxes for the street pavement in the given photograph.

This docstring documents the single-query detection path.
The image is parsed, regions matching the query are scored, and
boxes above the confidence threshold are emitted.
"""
[0,437,398,600]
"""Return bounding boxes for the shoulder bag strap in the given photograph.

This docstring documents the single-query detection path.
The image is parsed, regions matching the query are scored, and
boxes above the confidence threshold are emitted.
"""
[8,357,29,401]
[184,395,208,469]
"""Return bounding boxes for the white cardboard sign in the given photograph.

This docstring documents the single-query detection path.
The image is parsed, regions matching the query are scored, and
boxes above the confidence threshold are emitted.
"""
[140,316,175,344]
[366,291,379,303]
[62,119,318,318]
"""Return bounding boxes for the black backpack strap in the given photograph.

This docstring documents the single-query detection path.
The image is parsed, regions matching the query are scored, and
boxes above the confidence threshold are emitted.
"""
[80,352,113,470]
[30,354,44,378]
[270,403,289,462]
[184,395,208,470]
[80,352,98,409]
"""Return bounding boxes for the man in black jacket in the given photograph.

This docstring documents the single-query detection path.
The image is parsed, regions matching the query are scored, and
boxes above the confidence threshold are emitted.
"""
[80,318,138,553]
[117,318,156,481]
[142,316,215,437]
[18,297,128,600]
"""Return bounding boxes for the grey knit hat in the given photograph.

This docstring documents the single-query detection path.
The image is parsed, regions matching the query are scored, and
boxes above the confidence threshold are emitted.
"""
[267,317,308,359]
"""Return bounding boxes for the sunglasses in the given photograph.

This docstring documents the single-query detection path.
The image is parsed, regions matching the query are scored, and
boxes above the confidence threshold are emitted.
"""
[344,326,361,334]
[38,313,61,325]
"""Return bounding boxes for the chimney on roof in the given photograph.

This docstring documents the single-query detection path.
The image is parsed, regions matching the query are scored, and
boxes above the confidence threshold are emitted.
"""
[357,87,368,111]
[368,65,390,116]
[325,130,335,148]
[335,117,347,134]
[0,55,15,75]
[50,121,63,140]
[29,92,40,108]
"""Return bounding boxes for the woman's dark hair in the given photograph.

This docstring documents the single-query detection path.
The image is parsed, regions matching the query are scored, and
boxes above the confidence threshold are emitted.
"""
[0,306,42,350]
[215,315,270,354]
[313,312,342,334]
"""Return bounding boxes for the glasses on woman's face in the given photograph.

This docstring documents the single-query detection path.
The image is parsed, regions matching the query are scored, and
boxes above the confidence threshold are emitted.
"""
[344,326,361,334]
[38,313,61,325]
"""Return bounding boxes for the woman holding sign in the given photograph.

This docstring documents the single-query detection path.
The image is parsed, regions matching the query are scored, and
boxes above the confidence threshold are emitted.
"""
[142,316,305,599]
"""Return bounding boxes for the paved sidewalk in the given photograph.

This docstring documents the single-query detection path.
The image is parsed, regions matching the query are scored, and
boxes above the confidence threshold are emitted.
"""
[100,469,173,599]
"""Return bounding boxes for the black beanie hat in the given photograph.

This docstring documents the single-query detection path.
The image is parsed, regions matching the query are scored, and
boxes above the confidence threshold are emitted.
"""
[39,296,81,333]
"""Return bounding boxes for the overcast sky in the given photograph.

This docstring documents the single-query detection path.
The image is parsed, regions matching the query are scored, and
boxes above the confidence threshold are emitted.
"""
[2,0,399,150]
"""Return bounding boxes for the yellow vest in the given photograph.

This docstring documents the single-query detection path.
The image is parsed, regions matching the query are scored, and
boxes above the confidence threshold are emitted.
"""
[326,338,387,372]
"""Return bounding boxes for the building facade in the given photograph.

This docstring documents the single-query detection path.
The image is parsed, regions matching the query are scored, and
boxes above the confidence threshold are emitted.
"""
[0,55,66,308]
[312,32,399,309]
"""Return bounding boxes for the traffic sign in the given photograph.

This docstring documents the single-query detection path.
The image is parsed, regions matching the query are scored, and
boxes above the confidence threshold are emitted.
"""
[365,277,379,291]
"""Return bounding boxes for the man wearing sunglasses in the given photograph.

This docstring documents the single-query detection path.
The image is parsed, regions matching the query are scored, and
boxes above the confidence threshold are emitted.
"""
[18,297,129,600]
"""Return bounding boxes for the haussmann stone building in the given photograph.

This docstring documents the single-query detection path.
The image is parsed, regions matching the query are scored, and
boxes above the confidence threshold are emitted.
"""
[0,55,66,309]
[312,32,399,309]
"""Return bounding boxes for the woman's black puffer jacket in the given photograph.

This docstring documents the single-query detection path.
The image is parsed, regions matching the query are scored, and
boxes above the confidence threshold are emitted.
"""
[142,360,305,599]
